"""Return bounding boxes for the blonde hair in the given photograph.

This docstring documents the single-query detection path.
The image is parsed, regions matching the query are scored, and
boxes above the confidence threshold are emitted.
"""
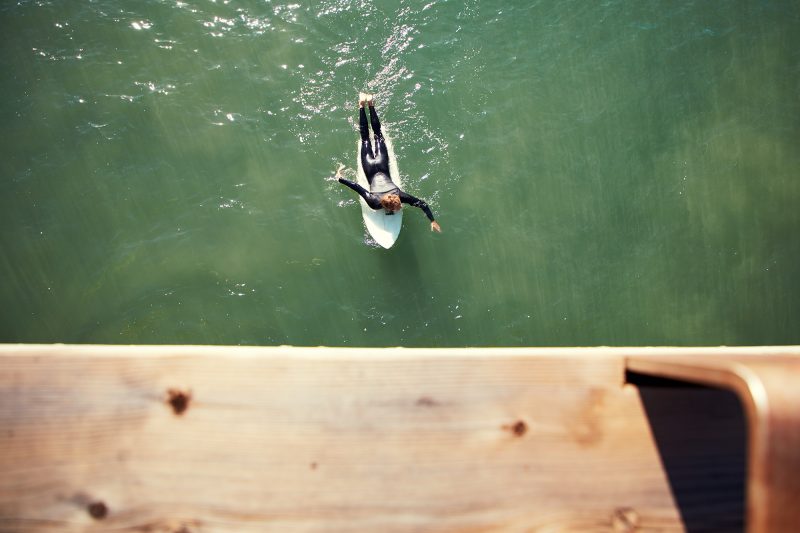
[380,194,401,212]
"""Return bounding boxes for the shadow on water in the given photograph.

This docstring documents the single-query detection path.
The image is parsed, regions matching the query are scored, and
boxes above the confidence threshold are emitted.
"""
[378,231,422,283]
[629,374,746,532]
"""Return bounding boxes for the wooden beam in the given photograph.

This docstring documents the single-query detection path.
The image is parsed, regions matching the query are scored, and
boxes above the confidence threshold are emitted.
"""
[627,351,800,533]
[0,345,797,532]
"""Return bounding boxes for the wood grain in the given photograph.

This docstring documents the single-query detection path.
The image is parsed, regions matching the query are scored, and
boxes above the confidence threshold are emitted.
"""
[0,345,796,532]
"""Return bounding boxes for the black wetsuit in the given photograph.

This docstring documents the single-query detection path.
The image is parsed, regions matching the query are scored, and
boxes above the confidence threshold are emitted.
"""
[338,106,435,222]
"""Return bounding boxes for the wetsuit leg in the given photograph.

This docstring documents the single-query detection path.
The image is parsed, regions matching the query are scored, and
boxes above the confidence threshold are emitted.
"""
[359,107,377,185]
[359,106,370,142]
[368,105,389,170]
[368,105,384,141]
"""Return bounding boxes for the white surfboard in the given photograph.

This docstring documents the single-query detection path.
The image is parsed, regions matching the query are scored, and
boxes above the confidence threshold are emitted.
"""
[356,129,402,249]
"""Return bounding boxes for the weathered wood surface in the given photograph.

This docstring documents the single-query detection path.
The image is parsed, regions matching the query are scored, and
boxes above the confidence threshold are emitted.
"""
[0,345,797,532]
[627,352,800,533]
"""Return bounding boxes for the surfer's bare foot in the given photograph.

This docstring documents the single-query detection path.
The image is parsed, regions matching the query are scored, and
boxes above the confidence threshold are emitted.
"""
[366,93,374,107]
[358,92,368,108]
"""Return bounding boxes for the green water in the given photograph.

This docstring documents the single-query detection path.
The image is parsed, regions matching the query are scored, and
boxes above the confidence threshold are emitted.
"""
[1,0,799,346]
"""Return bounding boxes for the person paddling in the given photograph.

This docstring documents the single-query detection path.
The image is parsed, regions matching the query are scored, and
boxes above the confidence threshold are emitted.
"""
[336,93,441,233]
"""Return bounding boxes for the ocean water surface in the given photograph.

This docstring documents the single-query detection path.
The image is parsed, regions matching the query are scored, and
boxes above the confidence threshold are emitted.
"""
[1,0,799,346]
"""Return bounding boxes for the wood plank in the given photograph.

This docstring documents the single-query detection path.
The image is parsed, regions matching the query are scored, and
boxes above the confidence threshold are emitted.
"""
[0,345,793,532]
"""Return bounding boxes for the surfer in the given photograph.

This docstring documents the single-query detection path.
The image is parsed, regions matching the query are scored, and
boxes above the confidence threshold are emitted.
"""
[336,93,441,233]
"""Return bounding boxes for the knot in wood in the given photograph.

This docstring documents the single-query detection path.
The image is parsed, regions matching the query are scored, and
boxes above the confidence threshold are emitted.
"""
[612,507,639,532]
[502,419,528,437]
[167,388,191,415]
[87,500,108,520]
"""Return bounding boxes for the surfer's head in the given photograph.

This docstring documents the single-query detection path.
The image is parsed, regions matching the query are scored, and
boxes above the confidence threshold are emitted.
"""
[380,194,402,213]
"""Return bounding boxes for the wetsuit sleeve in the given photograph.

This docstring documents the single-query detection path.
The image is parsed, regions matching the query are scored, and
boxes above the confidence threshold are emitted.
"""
[338,178,382,210]
[399,191,435,221]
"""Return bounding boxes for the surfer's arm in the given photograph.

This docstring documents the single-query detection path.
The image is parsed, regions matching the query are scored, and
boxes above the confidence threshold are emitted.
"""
[399,192,435,221]
[399,192,441,232]
[338,178,382,210]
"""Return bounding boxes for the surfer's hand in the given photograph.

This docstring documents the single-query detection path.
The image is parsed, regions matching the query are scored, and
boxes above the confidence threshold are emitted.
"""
[430,221,441,233]
[334,163,345,178]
